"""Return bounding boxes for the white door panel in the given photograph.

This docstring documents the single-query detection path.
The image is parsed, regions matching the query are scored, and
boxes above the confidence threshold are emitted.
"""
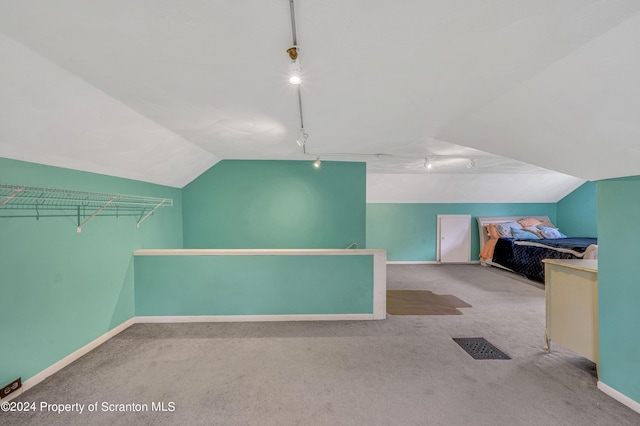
[438,215,471,263]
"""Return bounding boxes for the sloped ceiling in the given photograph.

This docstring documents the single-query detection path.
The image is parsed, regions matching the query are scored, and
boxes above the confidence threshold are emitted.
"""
[0,35,217,187]
[1,1,638,201]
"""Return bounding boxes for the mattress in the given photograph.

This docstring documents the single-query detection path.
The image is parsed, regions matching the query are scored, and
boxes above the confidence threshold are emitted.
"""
[492,237,598,282]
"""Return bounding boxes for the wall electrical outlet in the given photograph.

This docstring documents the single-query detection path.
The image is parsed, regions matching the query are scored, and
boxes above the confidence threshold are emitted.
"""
[1,377,22,399]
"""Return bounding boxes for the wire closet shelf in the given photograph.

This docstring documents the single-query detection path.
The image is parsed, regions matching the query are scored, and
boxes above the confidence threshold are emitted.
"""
[0,184,173,232]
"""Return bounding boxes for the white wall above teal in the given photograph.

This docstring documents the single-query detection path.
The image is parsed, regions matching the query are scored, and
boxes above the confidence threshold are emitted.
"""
[367,173,585,203]
[0,35,218,188]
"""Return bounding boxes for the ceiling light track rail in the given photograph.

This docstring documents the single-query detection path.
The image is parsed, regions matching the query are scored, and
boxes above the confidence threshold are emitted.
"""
[304,152,491,160]
[0,184,173,233]
[303,152,483,171]
[288,0,307,153]
[289,0,298,46]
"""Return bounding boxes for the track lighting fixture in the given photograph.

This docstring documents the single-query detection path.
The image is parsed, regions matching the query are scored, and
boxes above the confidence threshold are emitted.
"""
[296,129,309,147]
[287,46,298,60]
[425,158,432,170]
[313,157,321,169]
[288,1,307,151]
[287,46,302,85]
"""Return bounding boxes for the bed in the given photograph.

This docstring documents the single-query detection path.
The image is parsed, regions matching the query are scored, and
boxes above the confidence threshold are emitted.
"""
[477,216,598,282]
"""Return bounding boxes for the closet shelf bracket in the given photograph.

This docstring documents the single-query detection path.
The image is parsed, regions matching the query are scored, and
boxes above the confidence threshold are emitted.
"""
[76,196,117,233]
[137,199,169,228]
[0,187,23,208]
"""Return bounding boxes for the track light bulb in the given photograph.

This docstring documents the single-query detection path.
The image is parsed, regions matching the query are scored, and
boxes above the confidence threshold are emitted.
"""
[289,57,302,85]
[313,157,321,168]
[289,74,301,85]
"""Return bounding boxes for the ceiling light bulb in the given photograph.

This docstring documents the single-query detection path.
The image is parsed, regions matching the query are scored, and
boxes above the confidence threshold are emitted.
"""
[425,158,432,170]
[289,74,301,85]
[313,157,321,168]
[427,163,433,170]
[289,58,302,85]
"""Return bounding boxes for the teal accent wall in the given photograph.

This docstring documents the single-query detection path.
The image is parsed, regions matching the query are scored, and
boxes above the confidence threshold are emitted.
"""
[182,160,366,249]
[597,176,640,403]
[135,255,373,315]
[556,182,597,237]
[366,203,557,261]
[0,158,183,386]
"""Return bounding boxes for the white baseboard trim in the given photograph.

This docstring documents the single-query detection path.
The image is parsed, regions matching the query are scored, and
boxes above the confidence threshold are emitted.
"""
[3,318,135,403]
[597,381,640,414]
[136,314,374,323]
[2,312,378,401]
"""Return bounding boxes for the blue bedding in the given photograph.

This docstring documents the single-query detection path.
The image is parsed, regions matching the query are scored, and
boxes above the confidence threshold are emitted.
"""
[492,238,597,282]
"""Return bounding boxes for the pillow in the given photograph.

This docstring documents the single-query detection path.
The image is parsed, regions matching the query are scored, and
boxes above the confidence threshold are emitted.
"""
[511,228,541,239]
[538,227,567,239]
[538,221,556,228]
[583,244,598,260]
[522,225,543,238]
[495,221,522,238]
[517,217,543,227]
[487,223,500,239]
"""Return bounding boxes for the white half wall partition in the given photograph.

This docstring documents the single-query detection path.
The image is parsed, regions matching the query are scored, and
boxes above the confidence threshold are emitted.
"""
[133,249,387,322]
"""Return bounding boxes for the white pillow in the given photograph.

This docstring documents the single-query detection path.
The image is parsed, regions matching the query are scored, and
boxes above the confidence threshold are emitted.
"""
[495,221,523,238]
[538,227,567,239]
[584,245,598,259]
[522,226,543,238]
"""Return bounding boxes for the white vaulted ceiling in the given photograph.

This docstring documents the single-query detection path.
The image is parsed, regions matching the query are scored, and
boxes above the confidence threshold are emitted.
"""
[1,1,639,201]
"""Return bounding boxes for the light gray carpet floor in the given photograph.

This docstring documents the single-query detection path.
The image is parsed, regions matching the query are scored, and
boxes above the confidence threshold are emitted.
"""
[4,265,639,425]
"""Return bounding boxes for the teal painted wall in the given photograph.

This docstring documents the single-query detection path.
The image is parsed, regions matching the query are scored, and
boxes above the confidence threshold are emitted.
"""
[135,255,373,315]
[0,158,183,386]
[556,182,597,237]
[182,160,366,249]
[366,203,557,261]
[597,176,640,403]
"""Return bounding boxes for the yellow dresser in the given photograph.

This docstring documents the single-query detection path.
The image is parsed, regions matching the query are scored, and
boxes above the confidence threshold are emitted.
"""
[543,259,598,369]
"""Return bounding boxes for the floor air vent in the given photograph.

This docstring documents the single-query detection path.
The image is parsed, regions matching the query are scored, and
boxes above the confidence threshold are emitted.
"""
[453,337,510,360]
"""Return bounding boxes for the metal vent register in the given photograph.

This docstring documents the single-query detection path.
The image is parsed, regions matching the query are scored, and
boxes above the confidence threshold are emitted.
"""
[453,338,511,360]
